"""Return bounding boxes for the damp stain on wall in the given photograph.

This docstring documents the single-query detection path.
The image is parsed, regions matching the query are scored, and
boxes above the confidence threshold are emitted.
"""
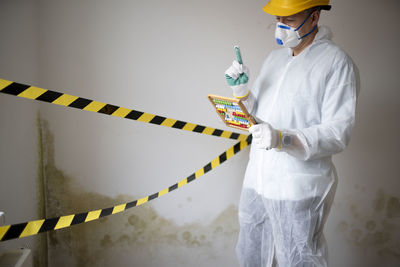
[336,187,400,262]
[34,113,48,267]
[39,120,240,267]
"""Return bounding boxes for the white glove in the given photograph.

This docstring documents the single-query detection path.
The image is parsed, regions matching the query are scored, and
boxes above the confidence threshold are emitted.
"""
[249,123,281,150]
[225,60,250,98]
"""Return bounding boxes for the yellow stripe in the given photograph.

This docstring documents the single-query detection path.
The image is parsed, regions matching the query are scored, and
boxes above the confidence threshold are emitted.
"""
[160,118,176,127]
[182,122,196,131]
[52,94,79,106]
[17,86,47,99]
[221,131,232,139]
[85,210,102,222]
[112,107,132,118]
[158,188,169,197]
[137,196,149,206]
[240,140,248,150]
[195,168,205,178]
[137,113,155,123]
[178,178,187,188]
[55,215,74,230]
[20,220,45,238]
[0,79,13,90]
[83,101,106,112]
[276,130,283,150]
[202,127,215,135]
[0,225,11,240]
[238,134,248,141]
[211,157,220,169]
[226,146,234,159]
[112,204,126,214]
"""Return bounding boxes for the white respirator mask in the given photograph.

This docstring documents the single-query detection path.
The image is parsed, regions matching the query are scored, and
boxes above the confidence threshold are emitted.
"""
[275,11,317,48]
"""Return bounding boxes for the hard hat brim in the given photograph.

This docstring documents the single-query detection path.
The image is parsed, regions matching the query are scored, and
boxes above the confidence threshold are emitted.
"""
[263,2,331,17]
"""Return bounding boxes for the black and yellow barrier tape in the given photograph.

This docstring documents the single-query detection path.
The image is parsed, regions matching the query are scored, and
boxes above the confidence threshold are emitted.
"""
[0,78,248,141]
[0,136,252,242]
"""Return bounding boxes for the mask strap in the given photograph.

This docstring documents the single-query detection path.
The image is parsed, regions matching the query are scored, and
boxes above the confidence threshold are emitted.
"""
[294,10,314,31]
[298,25,317,40]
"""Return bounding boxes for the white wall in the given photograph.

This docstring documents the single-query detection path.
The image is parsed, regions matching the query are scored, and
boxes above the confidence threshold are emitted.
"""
[322,1,400,266]
[1,0,399,266]
[0,0,47,265]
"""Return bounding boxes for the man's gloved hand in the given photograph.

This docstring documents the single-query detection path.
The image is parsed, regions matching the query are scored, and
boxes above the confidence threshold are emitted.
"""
[249,123,281,150]
[225,46,250,98]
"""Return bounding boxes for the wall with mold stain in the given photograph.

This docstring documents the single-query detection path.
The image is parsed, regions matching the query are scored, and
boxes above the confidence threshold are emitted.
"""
[318,1,400,266]
[39,121,240,266]
[1,0,400,266]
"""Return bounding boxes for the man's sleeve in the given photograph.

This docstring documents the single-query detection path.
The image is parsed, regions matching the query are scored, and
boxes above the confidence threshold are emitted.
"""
[280,52,357,161]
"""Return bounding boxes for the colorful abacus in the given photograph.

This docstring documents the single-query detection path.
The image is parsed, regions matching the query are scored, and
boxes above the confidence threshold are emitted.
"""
[208,94,256,131]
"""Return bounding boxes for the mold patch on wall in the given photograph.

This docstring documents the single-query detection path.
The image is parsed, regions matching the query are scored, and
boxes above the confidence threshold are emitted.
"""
[40,120,240,267]
[34,112,48,267]
[336,187,400,263]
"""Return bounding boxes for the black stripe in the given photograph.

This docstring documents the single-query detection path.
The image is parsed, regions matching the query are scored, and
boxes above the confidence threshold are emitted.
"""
[149,115,166,125]
[126,200,138,209]
[38,218,59,233]
[169,183,178,192]
[148,193,159,201]
[219,152,227,164]
[98,104,119,115]
[125,110,144,120]
[203,162,212,173]
[212,129,223,137]
[187,173,196,183]
[230,132,240,140]
[100,207,113,217]
[193,125,205,133]
[70,213,87,225]
[69,97,92,109]
[172,120,186,129]
[246,135,253,144]
[36,90,63,103]
[234,142,241,154]
[1,83,30,95]
[1,223,27,241]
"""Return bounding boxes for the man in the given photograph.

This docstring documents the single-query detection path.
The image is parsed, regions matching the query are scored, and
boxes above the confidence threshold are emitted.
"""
[225,0,357,266]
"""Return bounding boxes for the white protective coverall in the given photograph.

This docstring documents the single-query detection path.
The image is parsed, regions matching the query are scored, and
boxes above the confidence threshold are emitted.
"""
[236,26,357,267]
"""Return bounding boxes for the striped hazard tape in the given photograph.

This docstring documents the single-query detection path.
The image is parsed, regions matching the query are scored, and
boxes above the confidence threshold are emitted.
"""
[0,136,252,242]
[0,78,249,141]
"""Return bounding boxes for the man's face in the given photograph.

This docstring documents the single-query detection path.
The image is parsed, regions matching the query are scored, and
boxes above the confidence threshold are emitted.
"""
[275,10,316,38]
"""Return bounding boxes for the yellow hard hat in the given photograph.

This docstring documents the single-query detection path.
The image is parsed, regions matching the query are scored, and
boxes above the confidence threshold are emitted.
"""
[263,0,331,16]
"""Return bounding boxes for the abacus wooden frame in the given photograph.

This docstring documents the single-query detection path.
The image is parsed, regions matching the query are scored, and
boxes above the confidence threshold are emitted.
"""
[207,94,256,132]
